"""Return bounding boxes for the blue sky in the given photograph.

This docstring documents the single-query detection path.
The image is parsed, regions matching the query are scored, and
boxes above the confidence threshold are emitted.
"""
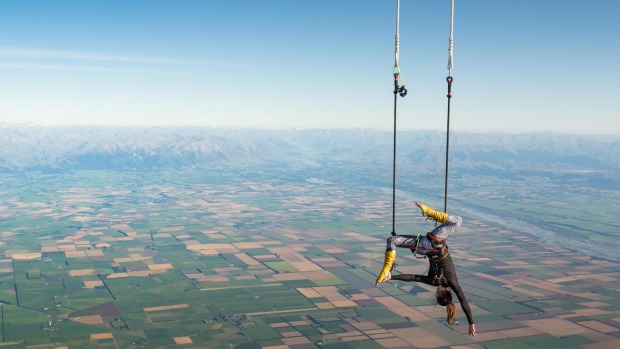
[0,0,618,135]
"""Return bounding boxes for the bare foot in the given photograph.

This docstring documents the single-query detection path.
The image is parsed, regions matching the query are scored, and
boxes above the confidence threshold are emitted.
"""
[378,271,391,284]
[415,202,427,216]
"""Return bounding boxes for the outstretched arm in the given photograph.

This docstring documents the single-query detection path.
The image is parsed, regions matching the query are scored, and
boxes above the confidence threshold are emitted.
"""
[446,277,474,326]
[441,255,475,330]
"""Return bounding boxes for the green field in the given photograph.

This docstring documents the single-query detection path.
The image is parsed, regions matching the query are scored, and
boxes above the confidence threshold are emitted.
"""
[0,167,618,348]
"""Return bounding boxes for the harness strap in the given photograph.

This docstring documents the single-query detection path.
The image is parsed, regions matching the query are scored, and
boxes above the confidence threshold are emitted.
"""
[411,236,449,259]
[428,245,449,261]
[426,232,445,248]
[429,247,449,286]
[431,259,444,286]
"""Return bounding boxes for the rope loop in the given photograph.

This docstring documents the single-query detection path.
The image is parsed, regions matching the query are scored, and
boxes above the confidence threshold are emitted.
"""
[411,234,423,258]
[393,66,400,76]
[447,0,455,76]
[394,0,401,72]
[393,1,406,99]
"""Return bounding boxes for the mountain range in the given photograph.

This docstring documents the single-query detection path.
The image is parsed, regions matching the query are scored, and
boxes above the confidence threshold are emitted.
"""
[1,125,619,181]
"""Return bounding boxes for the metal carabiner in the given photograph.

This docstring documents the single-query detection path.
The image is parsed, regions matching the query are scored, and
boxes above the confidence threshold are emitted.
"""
[398,85,407,97]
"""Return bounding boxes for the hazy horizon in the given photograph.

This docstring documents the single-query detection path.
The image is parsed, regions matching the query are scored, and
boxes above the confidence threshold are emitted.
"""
[2,122,620,138]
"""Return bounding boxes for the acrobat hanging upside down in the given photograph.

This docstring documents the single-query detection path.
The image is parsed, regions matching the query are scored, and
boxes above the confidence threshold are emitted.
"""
[375,202,476,337]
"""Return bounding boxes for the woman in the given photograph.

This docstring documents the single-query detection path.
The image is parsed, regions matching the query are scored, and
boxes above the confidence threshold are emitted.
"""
[375,202,476,337]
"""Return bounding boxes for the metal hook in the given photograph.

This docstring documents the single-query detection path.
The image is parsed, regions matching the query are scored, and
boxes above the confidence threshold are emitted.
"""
[399,86,407,97]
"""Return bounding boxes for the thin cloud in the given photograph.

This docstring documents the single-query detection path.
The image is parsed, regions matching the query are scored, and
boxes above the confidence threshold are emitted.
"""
[0,62,197,76]
[0,46,231,67]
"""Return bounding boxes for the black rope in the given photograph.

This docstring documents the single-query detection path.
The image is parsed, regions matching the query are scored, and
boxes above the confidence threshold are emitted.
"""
[443,76,453,213]
[391,74,407,236]
[392,75,398,236]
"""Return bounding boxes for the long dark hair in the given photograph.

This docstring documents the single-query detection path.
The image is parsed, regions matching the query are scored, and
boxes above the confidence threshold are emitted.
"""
[436,285,456,325]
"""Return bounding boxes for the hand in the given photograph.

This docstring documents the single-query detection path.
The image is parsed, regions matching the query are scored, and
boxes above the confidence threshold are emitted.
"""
[469,324,476,337]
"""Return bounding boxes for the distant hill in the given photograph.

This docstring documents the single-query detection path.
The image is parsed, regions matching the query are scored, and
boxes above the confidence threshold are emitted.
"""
[1,125,619,179]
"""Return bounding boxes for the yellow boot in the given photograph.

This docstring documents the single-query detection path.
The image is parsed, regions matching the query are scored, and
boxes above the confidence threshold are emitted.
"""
[375,250,396,285]
[416,202,448,224]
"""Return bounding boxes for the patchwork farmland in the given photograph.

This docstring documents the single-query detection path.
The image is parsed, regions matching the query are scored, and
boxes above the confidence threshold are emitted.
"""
[0,169,619,348]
